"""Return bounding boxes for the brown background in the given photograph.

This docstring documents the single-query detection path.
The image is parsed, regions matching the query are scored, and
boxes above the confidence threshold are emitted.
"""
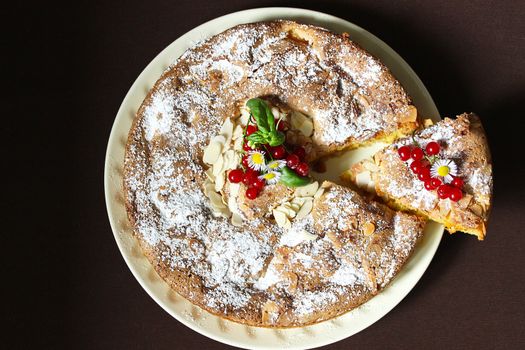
[6,0,525,349]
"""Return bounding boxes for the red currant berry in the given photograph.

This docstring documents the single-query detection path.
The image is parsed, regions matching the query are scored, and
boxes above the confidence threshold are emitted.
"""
[228,169,243,183]
[286,154,300,169]
[242,155,249,168]
[245,187,259,200]
[451,176,464,188]
[437,184,452,199]
[430,177,442,188]
[410,160,423,174]
[411,147,424,161]
[277,120,289,131]
[418,167,431,181]
[242,169,259,186]
[424,179,435,191]
[243,142,252,151]
[293,146,306,160]
[425,141,440,156]
[449,187,463,202]
[246,125,257,136]
[397,145,411,161]
[270,145,286,159]
[250,176,265,190]
[296,162,309,177]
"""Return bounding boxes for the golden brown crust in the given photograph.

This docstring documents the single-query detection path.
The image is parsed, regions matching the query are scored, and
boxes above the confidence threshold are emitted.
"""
[123,20,424,327]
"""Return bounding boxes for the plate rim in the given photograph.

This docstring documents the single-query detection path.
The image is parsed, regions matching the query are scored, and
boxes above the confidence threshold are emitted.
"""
[104,7,443,349]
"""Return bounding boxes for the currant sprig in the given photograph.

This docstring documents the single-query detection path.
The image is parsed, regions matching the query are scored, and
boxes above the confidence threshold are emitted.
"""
[398,139,464,202]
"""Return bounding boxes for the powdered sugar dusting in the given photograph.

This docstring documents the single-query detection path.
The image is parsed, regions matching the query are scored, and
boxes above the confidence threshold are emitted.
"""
[124,21,422,326]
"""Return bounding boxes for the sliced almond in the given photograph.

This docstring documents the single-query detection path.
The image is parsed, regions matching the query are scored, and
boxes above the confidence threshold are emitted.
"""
[212,154,224,176]
[212,205,231,218]
[271,107,282,119]
[470,203,483,217]
[273,209,291,229]
[240,107,251,125]
[233,137,243,151]
[300,119,314,137]
[363,222,375,236]
[400,105,418,123]
[202,141,222,164]
[231,213,243,227]
[290,111,314,137]
[362,159,379,172]
[208,191,226,208]
[214,172,225,192]
[277,204,296,219]
[232,124,244,140]
[458,193,473,209]
[298,229,317,241]
[423,118,434,127]
[203,179,216,197]
[295,181,319,197]
[211,135,226,146]
[220,118,234,144]
[261,301,279,324]
[205,168,215,181]
[326,231,342,249]
[314,187,325,198]
[356,93,370,108]
[355,170,371,189]
[295,199,313,220]
[367,180,376,193]
[284,272,298,293]
[291,197,308,206]
[225,150,238,170]
[229,182,240,197]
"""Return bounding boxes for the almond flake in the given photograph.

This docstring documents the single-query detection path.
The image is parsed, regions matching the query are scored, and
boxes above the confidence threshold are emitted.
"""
[203,141,222,164]
[220,118,234,144]
[212,154,224,176]
[295,199,313,220]
[295,181,319,197]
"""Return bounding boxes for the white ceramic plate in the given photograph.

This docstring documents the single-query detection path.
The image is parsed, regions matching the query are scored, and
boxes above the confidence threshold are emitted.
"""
[105,7,443,349]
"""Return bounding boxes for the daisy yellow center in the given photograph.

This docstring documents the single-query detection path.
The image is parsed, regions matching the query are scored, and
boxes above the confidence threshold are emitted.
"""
[251,153,264,165]
[268,163,279,169]
[263,173,276,180]
[437,165,450,177]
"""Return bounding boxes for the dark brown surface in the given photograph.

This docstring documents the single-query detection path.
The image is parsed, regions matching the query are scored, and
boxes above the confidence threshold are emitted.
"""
[5,0,525,349]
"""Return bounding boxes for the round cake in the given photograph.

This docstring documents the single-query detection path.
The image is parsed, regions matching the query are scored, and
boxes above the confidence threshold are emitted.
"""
[123,20,426,327]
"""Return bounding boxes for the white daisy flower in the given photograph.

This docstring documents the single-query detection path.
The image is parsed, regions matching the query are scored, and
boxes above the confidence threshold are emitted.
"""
[266,160,286,171]
[247,150,266,171]
[431,159,458,184]
[259,171,281,185]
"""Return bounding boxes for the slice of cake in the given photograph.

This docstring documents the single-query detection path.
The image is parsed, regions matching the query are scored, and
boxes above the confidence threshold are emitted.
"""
[342,113,492,240]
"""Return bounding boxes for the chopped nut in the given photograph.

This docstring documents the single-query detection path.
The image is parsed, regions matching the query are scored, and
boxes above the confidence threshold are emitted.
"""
[400,105,418,122]
[326,231,342,249]
[363,222,375,236]
[423,118,434,127]
[470,203,484,217]
[261,301,280,324]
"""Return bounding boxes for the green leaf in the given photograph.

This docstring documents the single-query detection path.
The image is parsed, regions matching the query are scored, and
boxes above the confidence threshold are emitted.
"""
[246,98,270,133]
[279,166,311,187]
[267,131,285,146]
[247,131,267,146]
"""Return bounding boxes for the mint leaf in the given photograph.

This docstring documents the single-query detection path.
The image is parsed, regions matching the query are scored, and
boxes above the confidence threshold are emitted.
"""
[279,166,311,187]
